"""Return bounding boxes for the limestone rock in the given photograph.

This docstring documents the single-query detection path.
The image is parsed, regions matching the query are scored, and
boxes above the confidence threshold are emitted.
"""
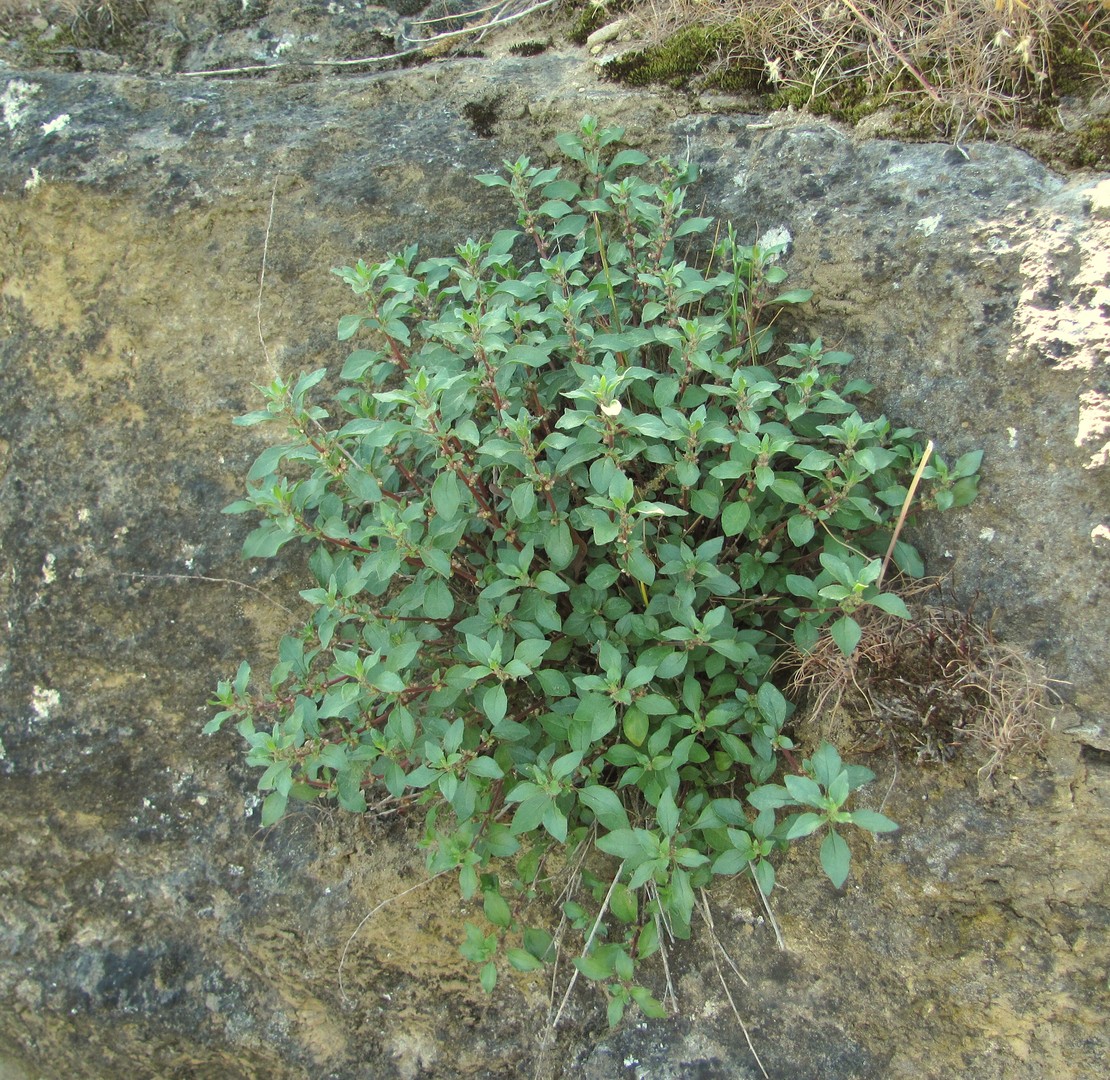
[0,23,1108,1080]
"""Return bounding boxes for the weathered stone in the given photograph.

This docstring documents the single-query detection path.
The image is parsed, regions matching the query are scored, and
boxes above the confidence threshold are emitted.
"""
[0,16,1108,1080]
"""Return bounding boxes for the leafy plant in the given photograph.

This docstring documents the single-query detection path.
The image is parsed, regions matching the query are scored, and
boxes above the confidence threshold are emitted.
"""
[208,116,979,1022]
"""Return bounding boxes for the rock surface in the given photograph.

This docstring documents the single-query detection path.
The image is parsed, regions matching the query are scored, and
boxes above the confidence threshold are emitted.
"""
[1,13,1108,1080]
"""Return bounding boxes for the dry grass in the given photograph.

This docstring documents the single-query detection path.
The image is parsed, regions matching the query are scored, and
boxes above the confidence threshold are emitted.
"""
[626,0,1109,133]
[781,582,1054,781]
[0,0,146,44]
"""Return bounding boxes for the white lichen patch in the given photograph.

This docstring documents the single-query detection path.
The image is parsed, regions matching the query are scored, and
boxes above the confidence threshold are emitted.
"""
[1091,523,1110,548]
[757,224,792,253]
[915,214,942,237]
[40,552,56,584]
[979,527,997,542]
[41,113,70,136]
[31,685,60,721]
[24,167,42,192]
[2,79,40,131]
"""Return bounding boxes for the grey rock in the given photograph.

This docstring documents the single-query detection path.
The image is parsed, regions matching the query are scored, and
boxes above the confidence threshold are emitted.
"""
[0,27,1108,1080]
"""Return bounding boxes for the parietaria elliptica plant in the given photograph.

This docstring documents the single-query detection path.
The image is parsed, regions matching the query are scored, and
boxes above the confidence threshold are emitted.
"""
[208,116,981,1024]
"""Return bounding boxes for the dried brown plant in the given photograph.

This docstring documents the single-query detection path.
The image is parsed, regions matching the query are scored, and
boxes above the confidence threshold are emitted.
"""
[0,0,146,43]
[781,582,1053,779]
[626,0,1108,133]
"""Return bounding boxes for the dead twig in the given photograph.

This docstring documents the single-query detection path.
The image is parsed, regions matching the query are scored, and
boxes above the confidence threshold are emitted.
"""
[550,861,624,1031]
[699,890,768,1079]
[125,571,297,616]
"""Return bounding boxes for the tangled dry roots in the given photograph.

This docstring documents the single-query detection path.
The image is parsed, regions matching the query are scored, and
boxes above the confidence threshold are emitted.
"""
[782,582,1053,780]
[631,0,1109,132]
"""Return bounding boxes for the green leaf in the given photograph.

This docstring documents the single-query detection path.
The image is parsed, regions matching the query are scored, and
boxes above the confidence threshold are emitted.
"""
[784,812,825,839]
[889,540,925,578]
[506,948,545,972]
[423,576,455,619]
[787,513,816,545]
[534,668,571,697]
[337,314,363,340]
[511,482,536,521]
[482,684,507,725]
[607,148,650,171]
[630,985,667,1018]
[483,889,513,929]
[748,784,792,811]
[610,883,638,924]
[952,450,983,478]
[786,574,818,600]
[260,791,288,827]
[656,788,680,837]
[772,289,813,305]
[830,615,862,656]
[784,774,825,808]
[579,785,631,831]
[869,592,911,618]
[756,682,788,727]
[468,756,505,780]
[625,548,656,586]
[242,523,295,560]
[535,570,570,594]
[721,501,750,537]
[480,960,498,993]
[596,828,652,862]
[545,520,575,570]
[820,829,851,888]
[771,478,807,504]
[510,794,550,835]
[848,808,899,833]
[574,953,615,982]
[524,928,555,961]
[712,849,749,875]
[623,706,649,747]
[637,917,660,959]
[431,471,462,520]
[542,804,568,842]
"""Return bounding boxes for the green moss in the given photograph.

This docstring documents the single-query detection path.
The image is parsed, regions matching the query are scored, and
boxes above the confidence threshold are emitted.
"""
[766,77,891,125]
[602,25,769,92]
[509,40,551,57]
[1065,116,1110,169]
[567,1,622,46]
[594,10,1108,161]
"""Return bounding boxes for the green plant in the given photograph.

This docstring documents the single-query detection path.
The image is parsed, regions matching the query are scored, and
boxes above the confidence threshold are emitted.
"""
[207,116,979,1022]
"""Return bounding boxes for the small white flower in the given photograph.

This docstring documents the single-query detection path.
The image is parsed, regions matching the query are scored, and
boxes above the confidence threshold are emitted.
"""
[600,399,623,417]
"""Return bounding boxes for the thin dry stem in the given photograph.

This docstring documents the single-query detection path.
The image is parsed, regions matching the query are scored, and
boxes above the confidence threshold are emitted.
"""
[126,571,297,616]
[698,891,768,1079]
[550,861,624,1030]
[747,861,785,950]
[337,869,453,1003]
[179,0,556,77]
[257,180,279,379]
[878,439,933,589]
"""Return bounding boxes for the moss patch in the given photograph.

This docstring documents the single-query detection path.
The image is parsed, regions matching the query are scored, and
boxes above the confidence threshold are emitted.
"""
[596,9,1109,161]
[567,0,629,46]
[1066,115,1110,169]
[602,24,769,93]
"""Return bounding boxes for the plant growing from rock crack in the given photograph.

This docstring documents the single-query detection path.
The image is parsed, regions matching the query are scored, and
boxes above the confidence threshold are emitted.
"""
[207,116,980,1023]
